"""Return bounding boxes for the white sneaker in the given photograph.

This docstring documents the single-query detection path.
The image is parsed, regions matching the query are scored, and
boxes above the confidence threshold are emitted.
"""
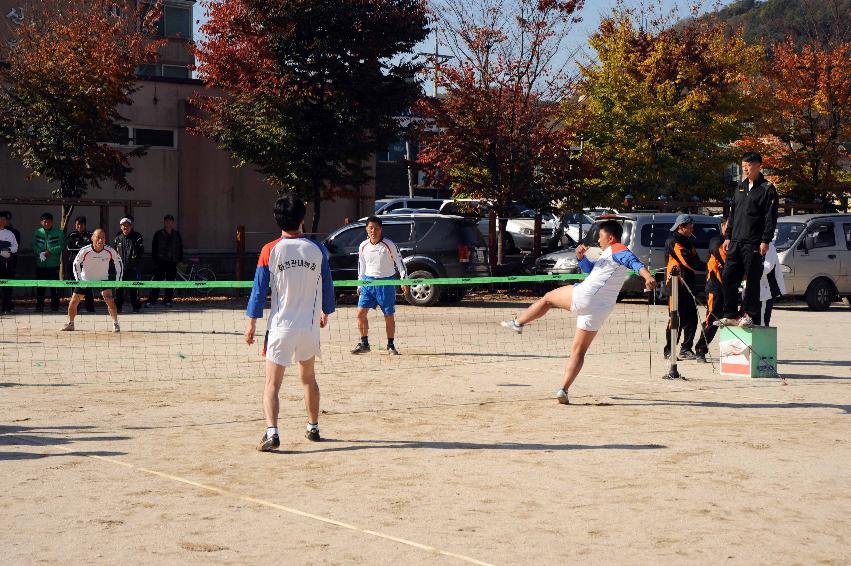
[556,389,570,405]
[738,315,754,329]
[714,317,736,327]
[500,319,523,334]
[112,321,121,333]
[61,321,74,331]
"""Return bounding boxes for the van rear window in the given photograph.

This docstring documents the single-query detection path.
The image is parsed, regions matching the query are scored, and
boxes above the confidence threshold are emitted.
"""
[641,223,719,249]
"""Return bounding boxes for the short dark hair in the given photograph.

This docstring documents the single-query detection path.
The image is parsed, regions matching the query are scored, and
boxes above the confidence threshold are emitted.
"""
[366,216,383,226]
[40,212,53,221]
[273,193,306,231]
[598,220,623,241]
[164,214,174,221]
[742,152,762,164]
[0,210,10,220]
[74,216,87,224]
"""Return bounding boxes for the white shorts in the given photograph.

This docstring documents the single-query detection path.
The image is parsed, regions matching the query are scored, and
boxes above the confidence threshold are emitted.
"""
[570,286,612,332]
[264,330,321,367]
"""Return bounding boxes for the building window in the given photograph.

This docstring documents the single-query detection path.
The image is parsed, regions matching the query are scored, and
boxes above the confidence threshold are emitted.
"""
[382,141,414,162]
[143,2,192,38]
[162,65,191,79]
[134,128,175,148]
[136,63,191,79]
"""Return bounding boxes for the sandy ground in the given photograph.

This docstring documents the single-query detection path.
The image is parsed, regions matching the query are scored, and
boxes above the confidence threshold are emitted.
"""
[1,297,849,565]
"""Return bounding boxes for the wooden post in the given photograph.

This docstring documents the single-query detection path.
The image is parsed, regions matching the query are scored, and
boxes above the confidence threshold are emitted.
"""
[236,225,246,281]
[488,209,497,276]
[533,212,542,259]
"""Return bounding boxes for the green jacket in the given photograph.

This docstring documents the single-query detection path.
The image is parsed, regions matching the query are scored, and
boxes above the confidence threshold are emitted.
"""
[32,226,65,268]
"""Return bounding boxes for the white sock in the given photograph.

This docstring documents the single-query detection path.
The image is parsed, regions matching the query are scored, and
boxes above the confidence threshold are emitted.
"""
[306,423,318,432]
[266,427,278,437]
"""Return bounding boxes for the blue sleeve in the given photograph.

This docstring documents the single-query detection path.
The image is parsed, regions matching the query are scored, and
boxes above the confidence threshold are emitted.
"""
[319,244,336,315]
[246,265,270,319]
[578,256,595,274]
[612,249,646,272]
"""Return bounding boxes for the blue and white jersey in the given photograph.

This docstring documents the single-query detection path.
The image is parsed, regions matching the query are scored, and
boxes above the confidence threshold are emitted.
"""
[246,235,336,335]
[575,243,646,307]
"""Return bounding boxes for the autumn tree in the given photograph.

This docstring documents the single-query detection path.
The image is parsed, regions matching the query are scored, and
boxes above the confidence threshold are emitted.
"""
[416,0,585,263]
[0,0,163,230]
[575,3,764,204]
[737,38,850,204]
[192,0,429,233]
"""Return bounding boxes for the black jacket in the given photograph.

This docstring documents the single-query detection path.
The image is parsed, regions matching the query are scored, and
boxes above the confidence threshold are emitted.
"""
[5,224,20,272]
[665,232,706,293]
[152,228,183,264]
[705,235,725,294]
[66,230,92,257]
[114,230,145,271]
[724,173,779,245]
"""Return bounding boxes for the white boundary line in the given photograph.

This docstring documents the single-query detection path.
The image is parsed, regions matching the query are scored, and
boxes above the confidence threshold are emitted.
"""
[11,436,494,566]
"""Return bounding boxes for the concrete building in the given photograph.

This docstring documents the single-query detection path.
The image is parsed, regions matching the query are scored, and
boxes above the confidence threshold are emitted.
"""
[0,0,373,277]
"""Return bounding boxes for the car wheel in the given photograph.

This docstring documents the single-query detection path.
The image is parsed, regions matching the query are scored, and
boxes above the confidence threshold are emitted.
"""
[805,278,835,311]
[405,270,441,307]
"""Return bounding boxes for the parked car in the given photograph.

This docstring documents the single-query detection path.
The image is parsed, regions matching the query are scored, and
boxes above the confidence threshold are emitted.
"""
[775,213,851,310]
[439,200,560,252]
[374,197,446,215]
[323,213,489,306]
[558,212,595,245]
[534,213,722,302]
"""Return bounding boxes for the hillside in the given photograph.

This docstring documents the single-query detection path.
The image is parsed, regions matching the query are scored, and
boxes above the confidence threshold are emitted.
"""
[705,0,850,45]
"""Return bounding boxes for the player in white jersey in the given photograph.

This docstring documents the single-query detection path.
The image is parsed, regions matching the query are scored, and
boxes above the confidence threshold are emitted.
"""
[62,229,123,332]
[501,220,655,404]
[245,194,336,451]
[351,216,409,355]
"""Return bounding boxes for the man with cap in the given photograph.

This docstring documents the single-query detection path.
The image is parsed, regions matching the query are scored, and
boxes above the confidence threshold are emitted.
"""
[663,214,706,360]
[147,214,183,307]
[32,212,65,312]
[66,216,95,313]
[113,216,144,313]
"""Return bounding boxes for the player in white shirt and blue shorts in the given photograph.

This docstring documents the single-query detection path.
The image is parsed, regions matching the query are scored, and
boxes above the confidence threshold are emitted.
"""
[62,229,123,333]
[351,216,409,355]
[246,194,336,451]
[501,220,655,404]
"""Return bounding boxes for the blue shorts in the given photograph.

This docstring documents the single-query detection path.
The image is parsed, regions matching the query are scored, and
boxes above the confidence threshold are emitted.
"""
[358,276,398,315]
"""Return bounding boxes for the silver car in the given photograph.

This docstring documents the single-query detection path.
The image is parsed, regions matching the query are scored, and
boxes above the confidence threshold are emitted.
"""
[775,213,851,310]
[535,213,722,301]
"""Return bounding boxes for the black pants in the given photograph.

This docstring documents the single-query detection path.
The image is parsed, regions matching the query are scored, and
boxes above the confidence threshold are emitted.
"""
[665,287,698,354]
[0,260,13,311]
[722,242,763,320]
[115,268,141,312]
[148,261,177,304]
[36,266,60,311]
[757,299,774,326]
[695,290,724,355]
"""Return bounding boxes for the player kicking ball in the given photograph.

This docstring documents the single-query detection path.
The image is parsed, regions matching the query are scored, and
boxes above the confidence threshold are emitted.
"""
[62,229,123,333]
[245,193,336,451]
[501,220,655,404]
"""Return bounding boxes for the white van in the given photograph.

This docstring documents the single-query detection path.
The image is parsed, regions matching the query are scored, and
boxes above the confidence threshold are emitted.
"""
[775,214,851,310]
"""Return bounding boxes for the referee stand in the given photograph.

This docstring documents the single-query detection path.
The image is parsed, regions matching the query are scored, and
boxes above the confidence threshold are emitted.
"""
[664,265,684,380]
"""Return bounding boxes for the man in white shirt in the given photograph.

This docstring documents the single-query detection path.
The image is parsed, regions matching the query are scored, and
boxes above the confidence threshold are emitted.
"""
[63,229,123,332]
[0,212,19,313]
[352,216,409,355]
[245,194,336,451]
[748,240,785,326]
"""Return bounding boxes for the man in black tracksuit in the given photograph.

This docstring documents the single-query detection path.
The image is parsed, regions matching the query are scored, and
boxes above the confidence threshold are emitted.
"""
[694,220,727,361]
[114,217,144,313]
[66,216,95,313]
[147,214,183,306]
[719,153,778,327]
[664,214,707,360]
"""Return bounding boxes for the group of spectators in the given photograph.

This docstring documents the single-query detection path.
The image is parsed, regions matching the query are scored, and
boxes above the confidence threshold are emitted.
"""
[0,210,184,314]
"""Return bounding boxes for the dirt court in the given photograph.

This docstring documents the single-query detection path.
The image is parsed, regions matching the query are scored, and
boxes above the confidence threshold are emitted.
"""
[1,298,849,565]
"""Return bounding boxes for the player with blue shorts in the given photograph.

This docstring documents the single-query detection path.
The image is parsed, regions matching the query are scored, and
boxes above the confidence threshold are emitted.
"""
[351,216,408,355]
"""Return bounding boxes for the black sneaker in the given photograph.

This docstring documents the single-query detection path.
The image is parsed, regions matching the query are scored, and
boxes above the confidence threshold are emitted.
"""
[694,352,708,363]
[678,350,697,360]
[257,432,280,452]
[305,428,321,442]
[351,342,370,354]
[387,344,400,355]
[663,348,671,360]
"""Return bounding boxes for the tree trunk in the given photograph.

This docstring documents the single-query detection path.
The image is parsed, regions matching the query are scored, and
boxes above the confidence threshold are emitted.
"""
[58,177,76,280]
[497,216,508,266]
[310,180,322,235]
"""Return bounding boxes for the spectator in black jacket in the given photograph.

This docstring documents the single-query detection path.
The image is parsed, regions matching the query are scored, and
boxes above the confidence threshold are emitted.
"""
[0,210,20,313]
[147,214,183,307]
[66,216,95,313]
[718,152,779,328]
[1,211,21,277]
[113,216,144,313]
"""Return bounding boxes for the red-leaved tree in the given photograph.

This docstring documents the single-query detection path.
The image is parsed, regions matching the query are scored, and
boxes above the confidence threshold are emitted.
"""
[416,0,585,263]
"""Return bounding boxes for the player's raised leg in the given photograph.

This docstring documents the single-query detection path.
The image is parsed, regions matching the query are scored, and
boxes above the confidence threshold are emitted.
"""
[299,357,321,441]
[502,285,575,332]
[556,329,598,404]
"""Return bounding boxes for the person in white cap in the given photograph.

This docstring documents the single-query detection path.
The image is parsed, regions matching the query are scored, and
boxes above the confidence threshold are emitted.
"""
[63,229,123,332]
[113,216,144,313]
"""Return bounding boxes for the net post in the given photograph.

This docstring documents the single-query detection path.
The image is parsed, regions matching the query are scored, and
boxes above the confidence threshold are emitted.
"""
[235,225,246,290]
[664,265,683,380]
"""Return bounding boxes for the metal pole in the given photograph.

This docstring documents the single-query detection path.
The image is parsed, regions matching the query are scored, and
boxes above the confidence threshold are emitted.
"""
[405,140,415,198]
[664,265,683,380]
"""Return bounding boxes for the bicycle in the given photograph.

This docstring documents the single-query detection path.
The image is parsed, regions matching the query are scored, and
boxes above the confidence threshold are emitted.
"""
[148,259,217,297]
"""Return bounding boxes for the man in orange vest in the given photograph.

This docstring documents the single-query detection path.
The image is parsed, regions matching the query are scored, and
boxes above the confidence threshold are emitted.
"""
[694,218,727,362]
[664,215,707,360]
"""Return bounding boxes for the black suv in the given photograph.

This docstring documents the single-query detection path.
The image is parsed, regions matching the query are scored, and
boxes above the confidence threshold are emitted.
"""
[323,213,489,306]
